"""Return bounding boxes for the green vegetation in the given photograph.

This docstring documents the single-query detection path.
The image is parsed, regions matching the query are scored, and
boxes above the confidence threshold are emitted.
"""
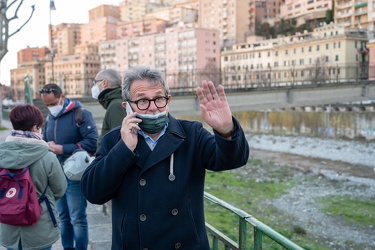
[316,195,375,225]
[0,127,8,131]
[203,157,370,250]
[255,19,317,38]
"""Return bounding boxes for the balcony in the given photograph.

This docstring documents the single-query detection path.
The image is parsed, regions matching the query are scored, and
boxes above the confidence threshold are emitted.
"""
[355,2,367,8]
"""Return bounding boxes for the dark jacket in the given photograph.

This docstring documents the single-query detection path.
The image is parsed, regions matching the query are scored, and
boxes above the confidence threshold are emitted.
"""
[98,87,126,143]
[43,98,98,163]
[81,115,250,250]
[0,136,67,249]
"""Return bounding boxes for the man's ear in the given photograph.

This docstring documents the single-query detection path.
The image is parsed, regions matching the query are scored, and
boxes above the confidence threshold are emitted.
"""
[103,80,109,89]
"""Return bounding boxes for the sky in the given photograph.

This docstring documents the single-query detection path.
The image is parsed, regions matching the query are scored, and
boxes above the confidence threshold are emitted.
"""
[0,0,123,86]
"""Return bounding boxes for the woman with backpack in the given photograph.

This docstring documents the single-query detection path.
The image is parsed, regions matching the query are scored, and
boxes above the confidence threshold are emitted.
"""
[0,104,67,250]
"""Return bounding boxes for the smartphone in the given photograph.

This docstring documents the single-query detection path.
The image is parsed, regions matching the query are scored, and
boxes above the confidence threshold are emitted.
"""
[126,103,134,114]
[126,103,137,134]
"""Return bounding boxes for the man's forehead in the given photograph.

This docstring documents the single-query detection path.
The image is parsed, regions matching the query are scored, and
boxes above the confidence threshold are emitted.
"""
[131,81,165,97]
[42,93,59,104]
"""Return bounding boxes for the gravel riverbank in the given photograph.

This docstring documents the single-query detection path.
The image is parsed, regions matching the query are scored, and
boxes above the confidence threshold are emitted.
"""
[246,134,375,250]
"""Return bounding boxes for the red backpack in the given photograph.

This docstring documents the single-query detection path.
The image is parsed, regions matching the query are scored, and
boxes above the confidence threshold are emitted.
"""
[0,167,42,226]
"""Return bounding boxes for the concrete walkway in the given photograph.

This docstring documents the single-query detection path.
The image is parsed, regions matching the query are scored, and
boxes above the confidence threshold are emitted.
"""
[0,120,112,250]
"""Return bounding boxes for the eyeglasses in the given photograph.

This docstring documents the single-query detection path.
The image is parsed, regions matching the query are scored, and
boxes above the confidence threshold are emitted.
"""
[92,79,104,86]
[39,88,57,94]
[128,96,169,110]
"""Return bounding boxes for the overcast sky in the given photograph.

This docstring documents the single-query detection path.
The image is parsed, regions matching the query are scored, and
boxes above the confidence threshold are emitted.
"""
[0,0,122,86]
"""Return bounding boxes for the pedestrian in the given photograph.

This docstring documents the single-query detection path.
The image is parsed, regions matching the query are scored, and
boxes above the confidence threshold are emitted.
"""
[40,84,98,250]
[81,66,250,249]
[91,69,126,145]
[0,104,67,250]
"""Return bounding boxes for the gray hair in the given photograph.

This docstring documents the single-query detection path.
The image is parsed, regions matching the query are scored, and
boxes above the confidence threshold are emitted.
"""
[96,69,122,88]
[122,66,170,101]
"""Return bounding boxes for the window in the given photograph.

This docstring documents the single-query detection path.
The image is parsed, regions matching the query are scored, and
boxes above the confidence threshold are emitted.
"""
[335,55,339,61]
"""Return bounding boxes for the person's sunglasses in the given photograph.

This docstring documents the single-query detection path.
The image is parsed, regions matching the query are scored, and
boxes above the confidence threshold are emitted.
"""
[39,88,57,94]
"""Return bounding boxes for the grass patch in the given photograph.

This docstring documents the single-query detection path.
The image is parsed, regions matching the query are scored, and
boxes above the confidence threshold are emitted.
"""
[203,161,333,250]
[316,195,375,225]
[0,127,8,131]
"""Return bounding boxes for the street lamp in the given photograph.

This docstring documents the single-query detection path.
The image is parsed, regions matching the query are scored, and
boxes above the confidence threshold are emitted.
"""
[50,0,56,83]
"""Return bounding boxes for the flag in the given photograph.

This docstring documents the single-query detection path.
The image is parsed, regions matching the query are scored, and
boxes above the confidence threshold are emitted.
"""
[50,0,56,11]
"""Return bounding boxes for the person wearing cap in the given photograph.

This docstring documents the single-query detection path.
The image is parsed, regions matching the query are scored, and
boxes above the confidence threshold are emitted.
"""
[81,66,250,249]
[40,84,98,250]
[91,69,126,146]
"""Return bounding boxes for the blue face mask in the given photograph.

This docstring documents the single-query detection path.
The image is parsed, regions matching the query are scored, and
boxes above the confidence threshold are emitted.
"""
[136,111,170,134]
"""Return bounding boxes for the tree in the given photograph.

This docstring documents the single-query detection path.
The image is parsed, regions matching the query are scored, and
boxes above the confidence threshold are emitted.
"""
[0,1,35,127]
[0,1,35,61]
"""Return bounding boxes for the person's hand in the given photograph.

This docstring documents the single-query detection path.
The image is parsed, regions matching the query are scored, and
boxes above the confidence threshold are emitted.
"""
[195,80,233,135]
[120,111,141,151]
[47,141,63,154]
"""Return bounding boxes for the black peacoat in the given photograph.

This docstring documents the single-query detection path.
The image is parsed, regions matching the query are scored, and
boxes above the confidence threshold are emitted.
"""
[81,114,250,250]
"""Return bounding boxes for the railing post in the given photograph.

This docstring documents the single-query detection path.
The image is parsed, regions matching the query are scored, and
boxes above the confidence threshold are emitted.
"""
[254,228,263,250]
[239,217,247,249]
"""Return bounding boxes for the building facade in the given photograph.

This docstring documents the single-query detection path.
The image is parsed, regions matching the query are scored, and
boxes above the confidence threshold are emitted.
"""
[221,24,369,87]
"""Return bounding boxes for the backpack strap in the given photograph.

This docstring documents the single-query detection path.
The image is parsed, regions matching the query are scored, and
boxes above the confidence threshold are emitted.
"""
[75,108,85,127]
[38,185,58,228]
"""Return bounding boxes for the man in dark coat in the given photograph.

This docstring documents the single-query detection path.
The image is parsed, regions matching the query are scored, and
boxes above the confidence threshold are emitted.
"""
[92,69,126,144]
[81,66,250,250]
[41,83,98,250]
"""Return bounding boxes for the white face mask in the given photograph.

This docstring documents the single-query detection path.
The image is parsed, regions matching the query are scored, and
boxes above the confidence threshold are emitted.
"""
[48,98,63,117]
[91,84,100,99]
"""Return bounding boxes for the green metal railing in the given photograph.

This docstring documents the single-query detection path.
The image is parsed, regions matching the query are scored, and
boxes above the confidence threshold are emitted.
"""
[204,192,305,250]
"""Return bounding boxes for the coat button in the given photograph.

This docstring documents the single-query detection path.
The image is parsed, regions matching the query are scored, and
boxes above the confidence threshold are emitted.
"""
[143,248,148,250]
[171,208,178,216]
[175,242,181,249]
[139,179,146,186]
[140,214,147,221]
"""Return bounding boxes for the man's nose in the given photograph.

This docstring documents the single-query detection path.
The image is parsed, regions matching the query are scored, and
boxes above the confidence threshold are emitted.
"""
[148,100,158,111]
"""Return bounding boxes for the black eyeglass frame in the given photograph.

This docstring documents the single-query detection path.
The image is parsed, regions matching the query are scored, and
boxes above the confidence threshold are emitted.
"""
[39,88,57,94]
[127,96,169,110]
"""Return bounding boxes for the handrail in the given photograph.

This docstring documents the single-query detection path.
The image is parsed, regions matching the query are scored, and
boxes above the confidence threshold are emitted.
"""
[204,192,305,250]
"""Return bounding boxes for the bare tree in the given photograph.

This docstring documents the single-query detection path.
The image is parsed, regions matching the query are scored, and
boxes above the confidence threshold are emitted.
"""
[0,0,35,127]
[0,0,35,61]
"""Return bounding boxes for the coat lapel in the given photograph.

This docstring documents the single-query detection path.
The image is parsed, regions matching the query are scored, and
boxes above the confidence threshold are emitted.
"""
[139,115,186,172]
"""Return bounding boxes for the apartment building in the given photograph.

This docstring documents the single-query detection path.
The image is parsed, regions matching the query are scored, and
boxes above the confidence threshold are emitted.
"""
[334,0,375,34]
[10,61,46,100]
[145,1,199,24]
[199,0,252,47]
[51,44,101,98]
[99,24,220,88]
[255,0,283,24]
[51,23,82,56]
[221,23,368,87]
[17,47,50,64]
[280,0,332,26]
[10,47,49,100]
[119,0,164,22]
[80,5,120,46]
[117,17,167,38]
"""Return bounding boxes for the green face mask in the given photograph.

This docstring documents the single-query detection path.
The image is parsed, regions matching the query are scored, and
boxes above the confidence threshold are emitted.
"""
[136,111,170,134]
